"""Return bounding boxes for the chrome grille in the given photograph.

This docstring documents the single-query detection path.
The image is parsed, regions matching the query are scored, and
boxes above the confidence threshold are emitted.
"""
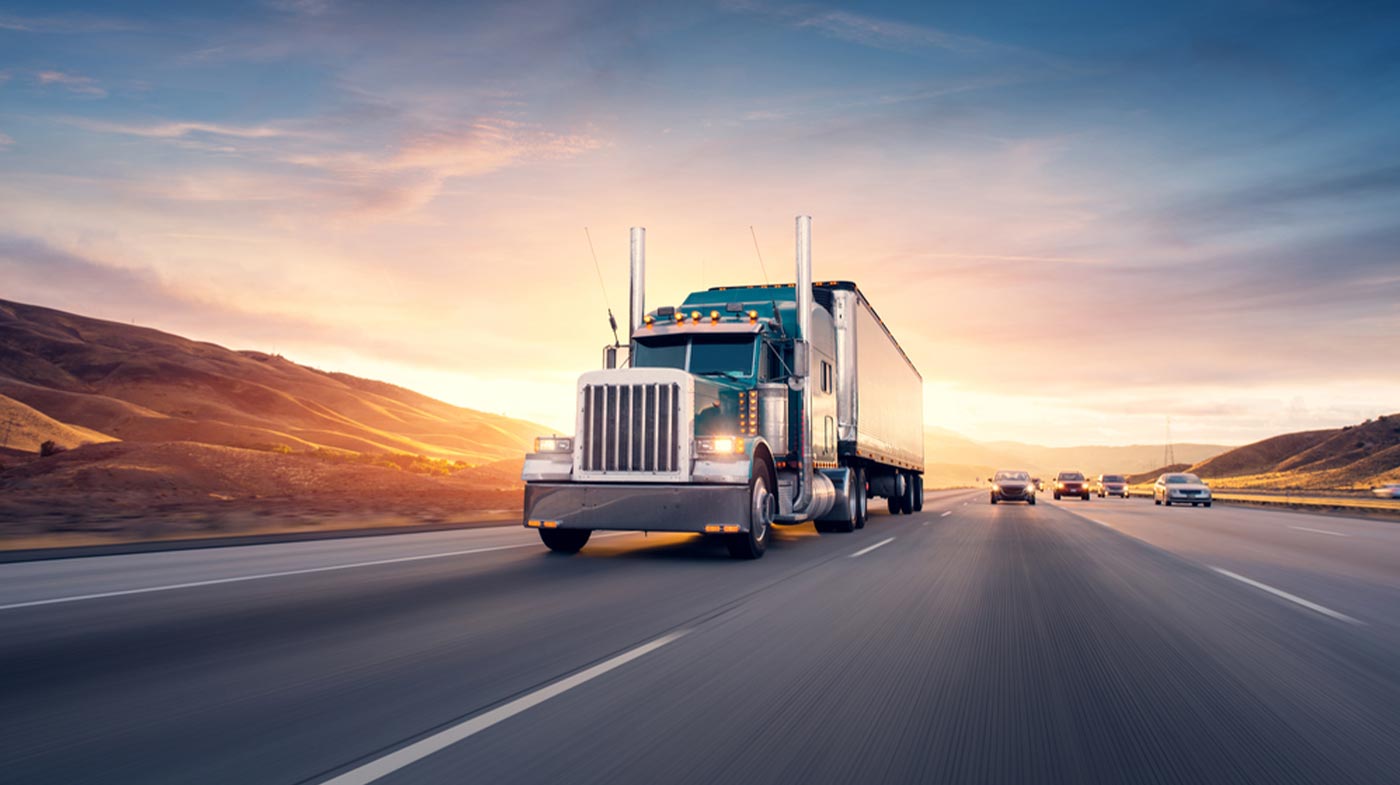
[581,382,680,473]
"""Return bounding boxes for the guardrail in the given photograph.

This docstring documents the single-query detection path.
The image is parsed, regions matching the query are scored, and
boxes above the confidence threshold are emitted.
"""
[1127,488,1400,515]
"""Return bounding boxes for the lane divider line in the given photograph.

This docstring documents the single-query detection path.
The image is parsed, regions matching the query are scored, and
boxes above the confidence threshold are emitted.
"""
[940,511,952,517]
[849,537,895,558]
[1289,526,1348,537]
[1209,567,1362,625]
[0,533,632,612]
[318,630,690,785]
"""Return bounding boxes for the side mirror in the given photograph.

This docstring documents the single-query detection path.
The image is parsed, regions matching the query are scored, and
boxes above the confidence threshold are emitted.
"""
[791,342,809,378]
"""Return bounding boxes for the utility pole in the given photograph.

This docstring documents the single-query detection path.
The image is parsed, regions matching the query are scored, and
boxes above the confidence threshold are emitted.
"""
[1164,416,1176,467]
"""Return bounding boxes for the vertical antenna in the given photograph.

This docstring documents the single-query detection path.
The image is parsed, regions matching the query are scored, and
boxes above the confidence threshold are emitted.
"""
[584,227,621,347]
[749,225,771,284]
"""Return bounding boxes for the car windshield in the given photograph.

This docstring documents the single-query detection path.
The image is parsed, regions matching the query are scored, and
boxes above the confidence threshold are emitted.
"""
[1166,474,1200,484]
[1103,475,1125,483]
[1058,472,1084,481]
[632,336,756,376]
[995,471,1029,481]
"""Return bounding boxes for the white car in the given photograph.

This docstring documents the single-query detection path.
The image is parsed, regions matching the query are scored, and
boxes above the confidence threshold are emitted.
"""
[1372,484,1400,499]
[1153,473,1212,507]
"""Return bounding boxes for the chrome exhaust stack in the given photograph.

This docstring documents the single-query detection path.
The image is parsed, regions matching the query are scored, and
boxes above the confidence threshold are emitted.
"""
[775,215,834,523]
[629,227,646,339]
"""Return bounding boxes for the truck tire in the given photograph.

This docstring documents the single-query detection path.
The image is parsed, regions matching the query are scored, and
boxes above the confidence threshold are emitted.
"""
[912,474,924,512]
[728,460,775,559]
[886,472,907,515]
[539,528,590,554]
[853,468,869,530]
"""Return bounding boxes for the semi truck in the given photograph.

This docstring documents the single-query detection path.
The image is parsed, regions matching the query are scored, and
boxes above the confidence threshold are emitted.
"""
[522,216,925,559]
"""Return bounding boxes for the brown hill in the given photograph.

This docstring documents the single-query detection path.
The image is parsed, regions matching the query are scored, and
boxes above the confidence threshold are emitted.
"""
[0,392,117,453]
[1187,414,1400,489]
[0,299,547,463]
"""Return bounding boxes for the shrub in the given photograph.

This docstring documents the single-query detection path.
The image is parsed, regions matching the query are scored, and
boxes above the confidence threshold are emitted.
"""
[39,440,66,457]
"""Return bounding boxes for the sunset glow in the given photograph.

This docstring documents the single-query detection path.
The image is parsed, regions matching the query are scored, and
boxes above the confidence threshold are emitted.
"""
[3,1,1398,444]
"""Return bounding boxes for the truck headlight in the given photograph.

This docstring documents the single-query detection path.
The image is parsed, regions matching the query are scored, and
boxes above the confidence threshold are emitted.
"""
[534,436,573,453]
[696,436,745,456]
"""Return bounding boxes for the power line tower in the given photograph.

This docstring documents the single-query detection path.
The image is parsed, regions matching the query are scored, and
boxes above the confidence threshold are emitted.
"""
[1163,416,1176,467]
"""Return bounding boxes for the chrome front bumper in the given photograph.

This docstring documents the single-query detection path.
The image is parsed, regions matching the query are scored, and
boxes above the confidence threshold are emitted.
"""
[523,481,752,533]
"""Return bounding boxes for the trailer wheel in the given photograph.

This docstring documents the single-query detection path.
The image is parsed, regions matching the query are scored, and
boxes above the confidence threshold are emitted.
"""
[539,528,590,554]
[886,472,907,515]
[728,460,775,559]
[853,468,869,529]
[912,474,924,512]
[901,472,918,514]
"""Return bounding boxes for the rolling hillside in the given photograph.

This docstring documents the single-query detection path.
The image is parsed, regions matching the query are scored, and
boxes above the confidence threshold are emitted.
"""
[1185,415,1400,489]
[0,299,546,463]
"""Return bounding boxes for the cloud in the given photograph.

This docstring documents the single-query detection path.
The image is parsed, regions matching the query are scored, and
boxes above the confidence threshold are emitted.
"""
[34,70,107,97]
[264,0,336,17]
[793,9,995,55]
[723,2,1009,56]
[283,118,604,217]
[0,13,138,33]
[0,132,12,151]
[75,119,301,139]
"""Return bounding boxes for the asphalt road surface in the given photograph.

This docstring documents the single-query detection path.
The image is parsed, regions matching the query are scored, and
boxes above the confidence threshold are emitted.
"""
[3,490,1399,784]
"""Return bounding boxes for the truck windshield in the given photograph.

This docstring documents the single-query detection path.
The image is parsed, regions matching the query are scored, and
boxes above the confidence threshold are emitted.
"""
[633,336,756,377]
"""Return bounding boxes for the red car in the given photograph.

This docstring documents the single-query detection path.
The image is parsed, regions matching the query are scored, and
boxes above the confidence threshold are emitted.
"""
[1054,471,1091,501]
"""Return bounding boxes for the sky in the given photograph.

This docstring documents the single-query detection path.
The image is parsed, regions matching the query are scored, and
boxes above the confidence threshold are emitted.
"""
[2,0,1399,447]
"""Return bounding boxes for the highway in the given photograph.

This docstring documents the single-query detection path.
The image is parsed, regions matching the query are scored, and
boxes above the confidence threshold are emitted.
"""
[3,489,1399,785]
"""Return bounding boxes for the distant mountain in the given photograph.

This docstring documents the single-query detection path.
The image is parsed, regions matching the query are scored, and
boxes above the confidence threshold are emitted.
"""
[924,426,1231,482]
[0,299,546,463]
[1187,415,1400,489]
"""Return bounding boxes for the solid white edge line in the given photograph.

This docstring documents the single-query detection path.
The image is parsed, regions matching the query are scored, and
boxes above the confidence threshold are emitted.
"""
[849,537,895,558]
[0,532,633,612]
[1209,567,1362,625]
[1289,526,1348,537]
[319,630,690,785]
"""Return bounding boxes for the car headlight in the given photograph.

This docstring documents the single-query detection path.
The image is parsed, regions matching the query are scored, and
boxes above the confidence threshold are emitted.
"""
[696,436,745,457]
[534,436,573,453]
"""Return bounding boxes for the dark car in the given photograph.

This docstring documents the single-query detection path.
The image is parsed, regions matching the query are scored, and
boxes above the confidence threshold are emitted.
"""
[990,470,1036,505]
[1054,471,1091,501]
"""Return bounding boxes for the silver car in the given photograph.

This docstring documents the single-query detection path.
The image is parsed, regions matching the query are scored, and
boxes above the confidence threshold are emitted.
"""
[1372,484,1400,499]
[1153,473,1212,507]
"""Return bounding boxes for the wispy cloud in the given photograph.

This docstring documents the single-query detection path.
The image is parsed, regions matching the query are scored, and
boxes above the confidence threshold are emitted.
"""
[34,70,107,97]
[264,0,336,17]
[0,13,138,33]
[723,2,1004,56]
[794,9,994,55]
[284,118,604,217]
[76,119,302,139]
[0,131,13,151]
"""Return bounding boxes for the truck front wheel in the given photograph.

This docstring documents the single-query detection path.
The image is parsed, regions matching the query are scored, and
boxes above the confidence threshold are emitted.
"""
[728,461,775,559]
[540,528,591,554]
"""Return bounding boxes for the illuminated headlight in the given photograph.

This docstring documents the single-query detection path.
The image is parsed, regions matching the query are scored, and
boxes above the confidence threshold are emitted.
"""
[696,436,745,456]
[993,483,1005,491]
[534,436,573,453]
